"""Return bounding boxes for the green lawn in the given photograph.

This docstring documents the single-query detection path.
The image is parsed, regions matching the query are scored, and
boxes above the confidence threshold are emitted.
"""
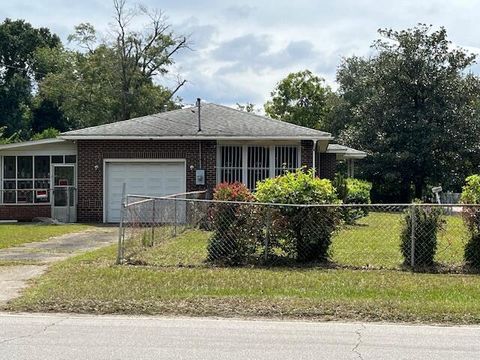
[8,226,480,324]
[331,212,468,268]
[0,224,94,249]
[125,211,469,270]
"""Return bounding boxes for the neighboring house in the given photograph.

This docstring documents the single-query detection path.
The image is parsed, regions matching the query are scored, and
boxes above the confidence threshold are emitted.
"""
[0,101,366,223]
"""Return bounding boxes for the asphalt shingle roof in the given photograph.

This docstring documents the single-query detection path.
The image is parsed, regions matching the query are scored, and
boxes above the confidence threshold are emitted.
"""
[61,103,332,139]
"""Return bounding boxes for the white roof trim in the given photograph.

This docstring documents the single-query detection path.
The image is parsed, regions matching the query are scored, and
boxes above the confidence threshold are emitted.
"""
[59,135,334,141]
[0,138,67,150]
[326,144,367,159]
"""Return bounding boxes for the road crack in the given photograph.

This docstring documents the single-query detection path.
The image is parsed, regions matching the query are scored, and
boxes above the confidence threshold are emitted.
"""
[0,316,68,345]
[352,323,366,360]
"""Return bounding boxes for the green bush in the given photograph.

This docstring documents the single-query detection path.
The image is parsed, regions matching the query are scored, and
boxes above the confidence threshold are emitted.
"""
[345,178,372,204]
[207,182,258,265]
[400,205,444,267]
[460,175,480,205]
[255,169,340,263]
[465,233,480,270]
[460,175,480,269]
[333,175,372,224]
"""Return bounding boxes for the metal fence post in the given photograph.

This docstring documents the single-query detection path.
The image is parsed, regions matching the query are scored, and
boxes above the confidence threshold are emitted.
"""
[410,204,416,268]
[116,183,127,264]
[66,187,71,223]
[151,199,156,246]
[264,207,271,262]
[173,198,177,237]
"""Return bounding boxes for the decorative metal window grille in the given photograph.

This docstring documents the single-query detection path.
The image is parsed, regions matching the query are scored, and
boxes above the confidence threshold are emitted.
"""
[218,146,243,183]
[218,144,300,190]
[275,146,299,175]
[247,146,270,190]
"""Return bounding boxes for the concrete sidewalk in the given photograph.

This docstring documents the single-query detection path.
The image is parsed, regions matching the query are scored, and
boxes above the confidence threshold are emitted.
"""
[0,227,118,305]
[1,313,480,359]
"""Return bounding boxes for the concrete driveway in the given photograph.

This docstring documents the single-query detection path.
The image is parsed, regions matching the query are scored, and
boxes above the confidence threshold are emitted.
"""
[0,226,118,305]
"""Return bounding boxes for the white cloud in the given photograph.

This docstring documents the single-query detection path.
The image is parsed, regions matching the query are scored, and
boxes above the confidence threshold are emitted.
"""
[2,0,480,106]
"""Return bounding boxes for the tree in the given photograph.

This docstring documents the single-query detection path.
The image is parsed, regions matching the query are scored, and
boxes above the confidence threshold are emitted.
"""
[236,102,258,113]
[37,0,187,128]
[111,0,187,121]
[336,25,480,202]
[264,70,333,129]
[0,19,60,138]
[31,128,60,140]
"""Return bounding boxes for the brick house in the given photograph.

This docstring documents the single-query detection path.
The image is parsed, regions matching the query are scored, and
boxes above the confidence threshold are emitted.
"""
[0,101,365,223]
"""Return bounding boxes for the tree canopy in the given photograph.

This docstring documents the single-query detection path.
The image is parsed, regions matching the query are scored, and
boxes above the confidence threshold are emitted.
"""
[37,0,186,129]
[336,24,480,201]
[264,70,333,129]
[0,0,187,141]
[0,19,61,138]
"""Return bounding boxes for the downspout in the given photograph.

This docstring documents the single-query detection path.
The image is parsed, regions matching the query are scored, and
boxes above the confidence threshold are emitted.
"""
[312,140,317,177]
[197,98,202,169]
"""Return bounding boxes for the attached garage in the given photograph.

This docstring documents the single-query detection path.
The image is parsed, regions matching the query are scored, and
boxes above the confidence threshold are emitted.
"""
[104,160,186,223]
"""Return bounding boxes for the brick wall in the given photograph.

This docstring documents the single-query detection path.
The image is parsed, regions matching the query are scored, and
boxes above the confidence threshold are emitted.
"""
[76,140,217,223]
[300,140,314,168]
[300,141,336,179]
[318,153,337,180]
[73,139,337,223]
[0,205,50,221]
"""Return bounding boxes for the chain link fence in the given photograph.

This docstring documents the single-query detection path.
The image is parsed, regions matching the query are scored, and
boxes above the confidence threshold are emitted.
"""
[117,194,480,272]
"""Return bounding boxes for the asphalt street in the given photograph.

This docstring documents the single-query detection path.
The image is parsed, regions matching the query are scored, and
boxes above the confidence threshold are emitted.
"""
[1,313,479,359]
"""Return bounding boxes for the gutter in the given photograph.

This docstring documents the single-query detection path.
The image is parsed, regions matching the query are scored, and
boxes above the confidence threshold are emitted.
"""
[0,138,66,150]
[59,135,335,141]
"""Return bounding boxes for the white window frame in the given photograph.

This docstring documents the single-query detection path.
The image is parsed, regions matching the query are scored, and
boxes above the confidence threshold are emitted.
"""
[216,143,301,189]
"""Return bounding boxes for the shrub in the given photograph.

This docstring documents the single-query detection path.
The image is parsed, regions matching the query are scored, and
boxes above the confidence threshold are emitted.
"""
[460,175,480,269]
[400,205,444,267]
[255,169,340,263]
[207,182,257,265]
[460,175,480,205]
[212,182,254,202]
[345,178,372,204]
[333,175,372,224]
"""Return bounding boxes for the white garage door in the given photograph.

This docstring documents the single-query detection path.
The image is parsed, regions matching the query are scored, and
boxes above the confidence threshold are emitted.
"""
[105,161,186,223]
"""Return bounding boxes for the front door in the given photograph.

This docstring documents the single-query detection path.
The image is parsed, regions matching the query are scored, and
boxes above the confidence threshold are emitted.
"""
[52,165,76,223]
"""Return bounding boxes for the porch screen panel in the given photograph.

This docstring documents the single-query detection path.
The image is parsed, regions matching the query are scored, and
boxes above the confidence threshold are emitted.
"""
[34,156,51,203]
[2,155,55,204]
[219,146,243,183]
[275,146,298,176]
[3,156,16,203]
[247,146,270,190]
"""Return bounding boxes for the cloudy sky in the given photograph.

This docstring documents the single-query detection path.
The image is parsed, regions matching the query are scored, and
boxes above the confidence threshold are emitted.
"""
[2,0,480,107]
